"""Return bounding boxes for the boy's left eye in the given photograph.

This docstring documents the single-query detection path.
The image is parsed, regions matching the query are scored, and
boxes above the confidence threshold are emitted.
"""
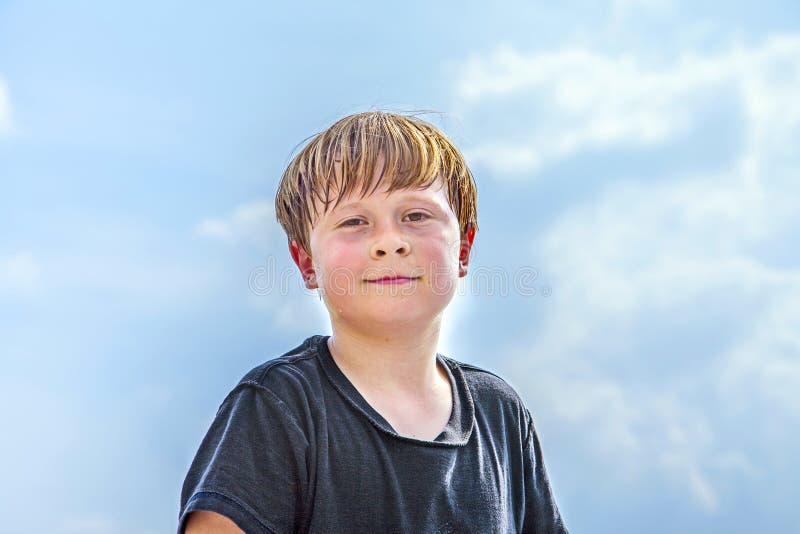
[404,212,430,222]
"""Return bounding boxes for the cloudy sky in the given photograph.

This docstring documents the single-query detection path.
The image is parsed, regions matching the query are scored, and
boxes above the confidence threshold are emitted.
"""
[1,1,798,532]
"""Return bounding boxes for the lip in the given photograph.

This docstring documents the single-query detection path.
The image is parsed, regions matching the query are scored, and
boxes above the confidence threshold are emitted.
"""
[365,276,419,284]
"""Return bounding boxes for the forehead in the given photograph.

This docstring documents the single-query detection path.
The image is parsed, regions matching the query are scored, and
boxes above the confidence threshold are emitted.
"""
[314,177,449,215]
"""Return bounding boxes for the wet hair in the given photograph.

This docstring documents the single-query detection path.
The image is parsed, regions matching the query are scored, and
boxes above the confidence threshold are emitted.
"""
[274,111,478,253]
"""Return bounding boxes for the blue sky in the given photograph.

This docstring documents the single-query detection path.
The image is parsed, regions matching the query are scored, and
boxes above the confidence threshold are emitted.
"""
[1,1,799,532]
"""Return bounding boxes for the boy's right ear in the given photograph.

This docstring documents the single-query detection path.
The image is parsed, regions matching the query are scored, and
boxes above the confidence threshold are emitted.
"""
[289,239,318,290]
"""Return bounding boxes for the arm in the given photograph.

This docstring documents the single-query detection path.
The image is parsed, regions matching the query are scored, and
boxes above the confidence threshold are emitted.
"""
[178,384,309,534]
[185,511,245,534]
[521,415,569,534]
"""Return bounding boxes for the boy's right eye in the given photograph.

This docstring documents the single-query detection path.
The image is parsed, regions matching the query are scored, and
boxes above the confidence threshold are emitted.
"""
[340,218,365,227]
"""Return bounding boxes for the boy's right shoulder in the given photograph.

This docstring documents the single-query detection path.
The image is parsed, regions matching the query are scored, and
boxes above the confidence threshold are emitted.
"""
[221,335,327,408]
[239,335,325,385]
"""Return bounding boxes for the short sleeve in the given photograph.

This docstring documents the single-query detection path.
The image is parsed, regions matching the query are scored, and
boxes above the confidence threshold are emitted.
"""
[521,413,569,534]
[178,384,310,534]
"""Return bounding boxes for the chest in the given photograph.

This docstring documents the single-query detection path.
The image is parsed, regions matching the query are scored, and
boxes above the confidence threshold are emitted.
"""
[304,423,522,534]
[368,398,453,441]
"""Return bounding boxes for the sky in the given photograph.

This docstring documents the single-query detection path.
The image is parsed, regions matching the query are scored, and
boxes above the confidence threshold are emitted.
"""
[1,1,799,532]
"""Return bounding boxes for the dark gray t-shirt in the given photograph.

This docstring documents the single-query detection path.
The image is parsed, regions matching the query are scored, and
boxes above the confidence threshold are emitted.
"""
[178,335,567,533]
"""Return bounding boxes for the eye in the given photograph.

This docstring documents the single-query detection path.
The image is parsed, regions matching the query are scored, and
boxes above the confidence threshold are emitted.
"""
[340,218,366,227]
[404,211,430,222]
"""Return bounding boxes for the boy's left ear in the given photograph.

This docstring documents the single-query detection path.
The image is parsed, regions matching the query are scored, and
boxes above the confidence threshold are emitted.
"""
[458,224,477,278]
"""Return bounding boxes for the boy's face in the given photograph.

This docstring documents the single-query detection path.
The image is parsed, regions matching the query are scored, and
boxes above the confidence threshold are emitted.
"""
[289,174,475,333]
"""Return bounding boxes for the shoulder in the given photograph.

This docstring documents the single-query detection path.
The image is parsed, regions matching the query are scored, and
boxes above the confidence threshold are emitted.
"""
[445,355,525,404]
[238,335,324,388]
[443,355,532,423]
[216,335,328,422]
[443,355,538,448]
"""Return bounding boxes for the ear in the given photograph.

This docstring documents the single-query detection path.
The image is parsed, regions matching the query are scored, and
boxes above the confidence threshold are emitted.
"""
[458,224,477,277]
[289,239,318,289]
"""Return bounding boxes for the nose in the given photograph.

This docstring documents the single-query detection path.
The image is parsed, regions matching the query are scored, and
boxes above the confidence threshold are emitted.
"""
[370,224,411,259]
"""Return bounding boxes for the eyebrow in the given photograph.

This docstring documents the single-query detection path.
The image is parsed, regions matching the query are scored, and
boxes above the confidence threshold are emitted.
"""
[335,193,444,210]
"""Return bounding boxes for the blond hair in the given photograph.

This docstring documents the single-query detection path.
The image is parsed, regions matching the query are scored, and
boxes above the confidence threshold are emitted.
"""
[275,111,478,253]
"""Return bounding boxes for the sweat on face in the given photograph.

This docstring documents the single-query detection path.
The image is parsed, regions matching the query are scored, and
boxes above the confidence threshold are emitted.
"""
[289,173,475,331]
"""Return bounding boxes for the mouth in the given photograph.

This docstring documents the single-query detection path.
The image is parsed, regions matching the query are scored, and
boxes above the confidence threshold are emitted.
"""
[365,275,420,284]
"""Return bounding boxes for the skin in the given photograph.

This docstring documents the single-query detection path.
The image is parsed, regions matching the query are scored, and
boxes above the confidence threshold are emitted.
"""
[184,510,244,534]
[185,170,476,532]
[289,172,476,438]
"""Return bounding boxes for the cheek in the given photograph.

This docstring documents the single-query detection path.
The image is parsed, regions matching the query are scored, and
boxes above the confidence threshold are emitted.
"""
[325,246,362,274]
[313,236,355,270]
[422,230,461,265]
[314,241,363,294]
[420,235,461,296]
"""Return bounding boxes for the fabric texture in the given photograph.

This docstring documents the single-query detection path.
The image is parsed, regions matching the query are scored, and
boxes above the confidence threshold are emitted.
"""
[178,335,568,534]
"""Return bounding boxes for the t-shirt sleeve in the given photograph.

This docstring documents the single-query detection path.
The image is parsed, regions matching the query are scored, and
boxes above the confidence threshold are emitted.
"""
[177,383,309,534]
[521,412,569,534]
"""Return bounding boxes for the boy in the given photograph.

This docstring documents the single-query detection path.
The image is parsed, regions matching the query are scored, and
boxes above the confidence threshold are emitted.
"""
[178,111,568,533]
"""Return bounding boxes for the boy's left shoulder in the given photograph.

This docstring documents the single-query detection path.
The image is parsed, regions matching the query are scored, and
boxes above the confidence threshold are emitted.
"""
[440,353,531,418]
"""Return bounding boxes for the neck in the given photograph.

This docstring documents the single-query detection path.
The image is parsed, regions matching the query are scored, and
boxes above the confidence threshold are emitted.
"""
[326,317,445,397]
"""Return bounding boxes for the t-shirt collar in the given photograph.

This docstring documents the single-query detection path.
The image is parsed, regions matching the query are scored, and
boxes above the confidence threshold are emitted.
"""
[313,334,474,446]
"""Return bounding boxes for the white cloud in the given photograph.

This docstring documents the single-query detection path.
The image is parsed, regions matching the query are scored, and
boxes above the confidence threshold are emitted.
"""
[537,165,799,321]
[0,251,42,294]
[26,216,230,314]
[504,321,739,511]
[719,286,800,417]
[0,78,11,135]
[510,166,799,511]
[686,468,719,512]
[463,143,545,177]
[610,0,673,22]
[455,35,800,178]
[246,285,329,332]
[457,33,800,514]
[196,199,326,332]
[195,199,281,250]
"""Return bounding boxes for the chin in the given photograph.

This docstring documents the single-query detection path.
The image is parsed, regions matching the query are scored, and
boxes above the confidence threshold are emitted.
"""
[327,297,447,330]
